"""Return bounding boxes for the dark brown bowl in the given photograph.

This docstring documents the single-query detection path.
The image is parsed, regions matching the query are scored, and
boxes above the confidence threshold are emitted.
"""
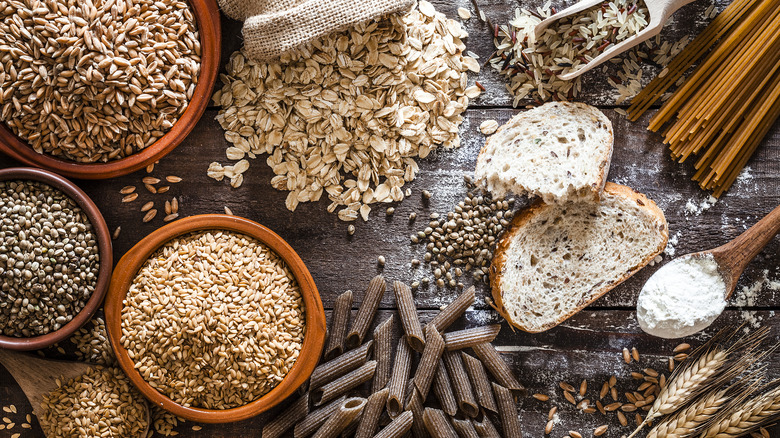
[0,167,113,350]
[104,215,327,423]
[0,0,221,179]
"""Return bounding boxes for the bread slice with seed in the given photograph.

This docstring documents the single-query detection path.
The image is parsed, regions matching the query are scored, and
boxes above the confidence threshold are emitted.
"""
[490,183,668,333]
[474,102,613,204]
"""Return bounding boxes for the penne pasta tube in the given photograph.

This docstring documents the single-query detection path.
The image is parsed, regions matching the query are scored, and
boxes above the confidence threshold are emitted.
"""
[451,418,480,438]
[373,410,413,438]
[432,360,458,416]
[311,397,367,438]
[325,290,353,360]
[443,325,501,351]
[472,343,526,395]
[262,392,309,438]
[295,395,347,438]
[413,325,445,400]
[406,388,429,438]
[492,382,522,438]
[313,360,377,406]
[386,336,413,417]
[346,275,386,348]
[372,315,394,392]
[472,412,501,438]
[422,408,458,438]
[354,387,389,438]
[393,281,425,352]
[310,341,373,390]
[443,350,479,417]
[428,286,475,332]
[460,352,497,412]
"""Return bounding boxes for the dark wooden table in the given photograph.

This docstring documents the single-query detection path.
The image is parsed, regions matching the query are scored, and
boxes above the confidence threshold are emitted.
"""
[2,0,779,437]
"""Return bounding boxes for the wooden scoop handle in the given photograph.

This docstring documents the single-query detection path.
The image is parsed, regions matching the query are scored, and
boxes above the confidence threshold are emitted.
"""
[711,203,780,298]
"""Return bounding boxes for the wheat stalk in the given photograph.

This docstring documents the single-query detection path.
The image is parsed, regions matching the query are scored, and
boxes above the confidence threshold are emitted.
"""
[627,327,770,438]
[699,385,780,438]
[646,388,731,438]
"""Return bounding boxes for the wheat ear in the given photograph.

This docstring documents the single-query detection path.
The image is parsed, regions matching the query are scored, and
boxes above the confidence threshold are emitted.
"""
[627,328,770,438]
[700,385,780,438]
[646,372,764,438]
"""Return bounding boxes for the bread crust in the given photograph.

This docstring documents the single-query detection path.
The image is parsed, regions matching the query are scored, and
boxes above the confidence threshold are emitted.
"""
[489,182,669,333]
[476,102,613,202]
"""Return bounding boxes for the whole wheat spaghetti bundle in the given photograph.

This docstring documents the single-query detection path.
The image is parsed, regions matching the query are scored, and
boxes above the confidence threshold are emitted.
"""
[628,0,780,197]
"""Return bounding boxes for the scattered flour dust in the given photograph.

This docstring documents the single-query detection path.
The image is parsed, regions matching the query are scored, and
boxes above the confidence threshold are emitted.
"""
[664,231,680,258]
[685,195,718,217]
[734,269,780,329]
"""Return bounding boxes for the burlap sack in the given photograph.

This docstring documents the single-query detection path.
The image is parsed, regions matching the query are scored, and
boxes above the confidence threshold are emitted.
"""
[218,0,415,60]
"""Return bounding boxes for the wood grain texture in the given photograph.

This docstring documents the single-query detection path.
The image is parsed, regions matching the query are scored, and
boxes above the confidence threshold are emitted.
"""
[1,0,779,436]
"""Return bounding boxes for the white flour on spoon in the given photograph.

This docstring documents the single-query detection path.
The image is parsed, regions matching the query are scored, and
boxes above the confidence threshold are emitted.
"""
[637,254,727,339]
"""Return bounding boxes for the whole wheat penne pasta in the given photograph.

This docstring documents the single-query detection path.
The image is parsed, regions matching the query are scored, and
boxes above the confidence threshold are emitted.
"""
[310,341,373,390]
[393,281,425,352]
[422,408,458,438]
[311,397,367,438]
[460,352,497,412]
[354,387,389,438]
[443,325,501,351]
[451,418,480,438]
[443,350,479,417]
[372,315,394,392]
[341,418,360,438]
[492,382,522,438]
[432,360,458,416]
[374,410,413,438]
[386,336,413,417]
[313,360,377,406]
[472,412,501,438]
[262,392,309,438]
[325,290,353,360]
[472,343,526,394]
[346,276,386,348]
[402,377,416,409]
[428,286,475,332]
[413,325,445,400]
[406,388,429,438]
[295,395,347,438]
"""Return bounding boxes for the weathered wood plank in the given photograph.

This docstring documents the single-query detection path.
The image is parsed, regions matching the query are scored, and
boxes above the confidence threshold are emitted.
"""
[2,310,778,437]
[11,106,775,311]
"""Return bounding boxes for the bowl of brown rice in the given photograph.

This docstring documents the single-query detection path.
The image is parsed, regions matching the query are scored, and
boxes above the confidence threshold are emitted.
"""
[104,214,326,423]
[0,0,221,179]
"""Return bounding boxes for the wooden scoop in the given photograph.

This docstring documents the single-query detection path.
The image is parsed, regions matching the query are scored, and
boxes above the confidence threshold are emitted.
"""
[695,203,780,300]
[533,0,700,80]
[0,349,150,436]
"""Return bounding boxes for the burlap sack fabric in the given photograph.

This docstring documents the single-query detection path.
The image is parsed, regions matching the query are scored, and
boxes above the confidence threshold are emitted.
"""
[218,0,416,60]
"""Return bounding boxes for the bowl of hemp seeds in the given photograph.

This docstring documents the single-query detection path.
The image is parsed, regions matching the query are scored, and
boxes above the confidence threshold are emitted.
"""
[0,167,113,350]
[0,0,221,179]
[104,214,326,423]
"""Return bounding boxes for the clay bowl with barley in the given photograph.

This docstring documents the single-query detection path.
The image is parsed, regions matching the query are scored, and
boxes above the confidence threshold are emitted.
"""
[0,0,221,180]
[104,214,326,423]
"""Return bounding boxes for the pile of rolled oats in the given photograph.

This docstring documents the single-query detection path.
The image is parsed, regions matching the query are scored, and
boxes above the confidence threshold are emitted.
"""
[210,1,480,221]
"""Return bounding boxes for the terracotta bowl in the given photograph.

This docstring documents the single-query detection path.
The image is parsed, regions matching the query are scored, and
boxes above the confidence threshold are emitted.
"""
[104,214,326,423]
[0,167,113,350]
[0,0,221,180]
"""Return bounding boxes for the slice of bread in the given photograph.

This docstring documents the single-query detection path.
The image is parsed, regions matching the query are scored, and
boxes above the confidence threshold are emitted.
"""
[474,102,613,204]
[490,183,668,333]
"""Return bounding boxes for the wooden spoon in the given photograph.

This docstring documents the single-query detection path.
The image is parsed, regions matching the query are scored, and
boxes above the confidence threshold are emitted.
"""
[533,0,700,80]
[696,203,780,300]
[0,349,150,437]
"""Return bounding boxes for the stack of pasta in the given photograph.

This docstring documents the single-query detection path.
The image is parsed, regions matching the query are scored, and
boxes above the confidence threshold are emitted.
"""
[261,275,526,438]
[627,0,780,197]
